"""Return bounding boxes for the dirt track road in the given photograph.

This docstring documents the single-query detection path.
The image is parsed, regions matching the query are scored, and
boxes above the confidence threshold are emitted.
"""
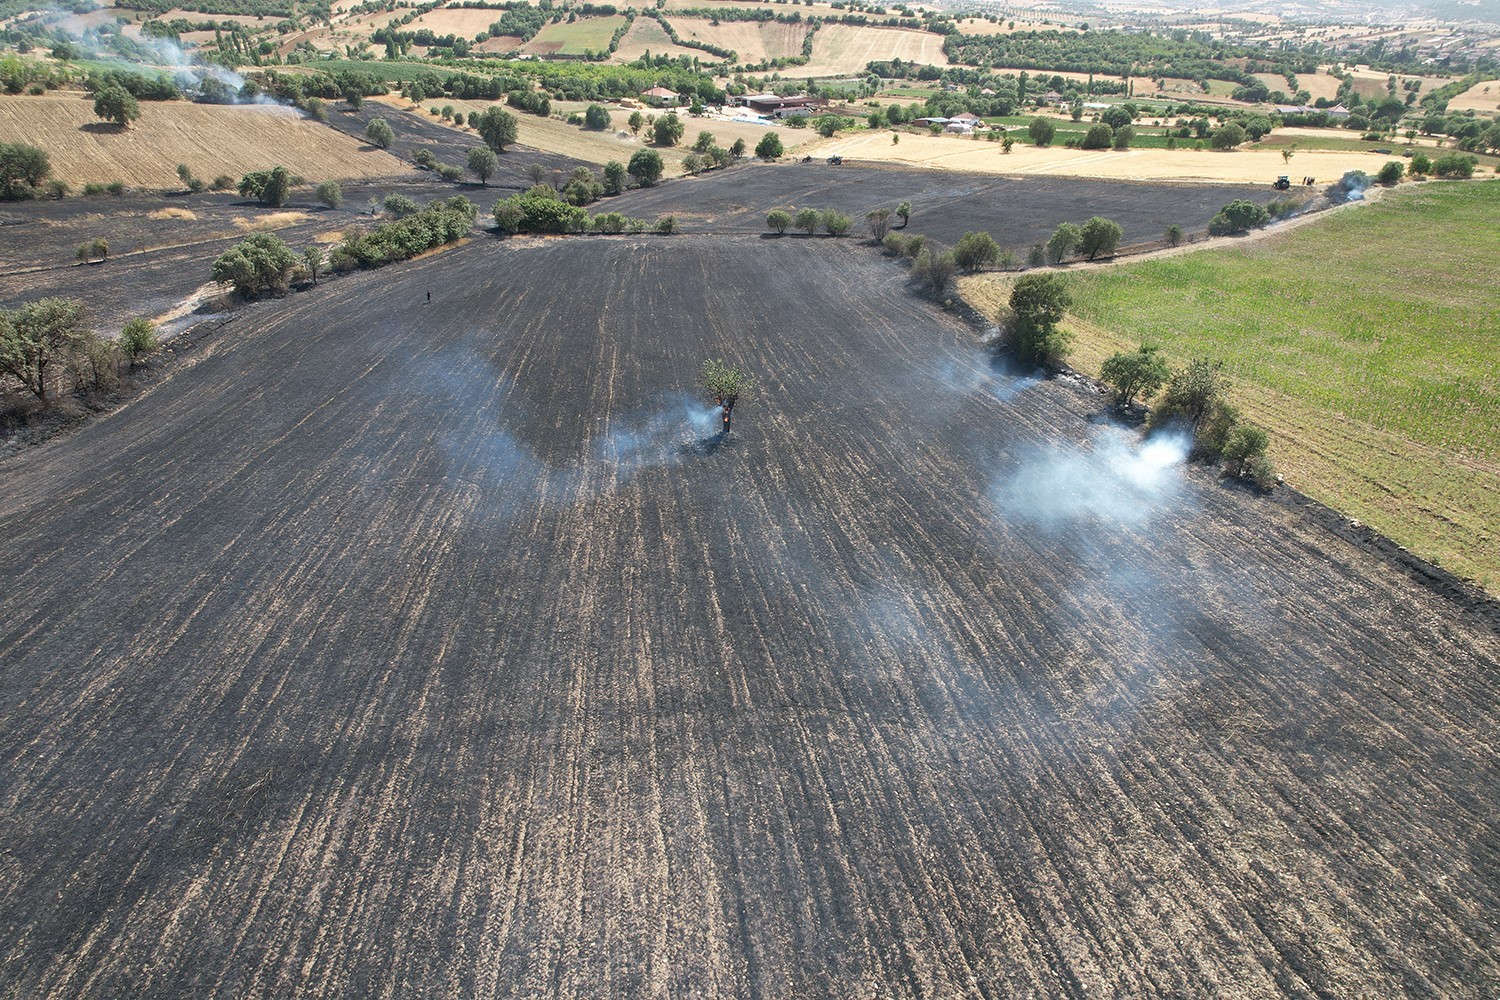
[1,237,1497,997]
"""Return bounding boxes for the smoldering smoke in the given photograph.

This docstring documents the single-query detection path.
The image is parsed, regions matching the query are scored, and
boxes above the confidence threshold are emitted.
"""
[991,426,1193,528]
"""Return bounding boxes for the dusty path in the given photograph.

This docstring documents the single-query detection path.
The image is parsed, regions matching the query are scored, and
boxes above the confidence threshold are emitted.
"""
[0,237,1496,998]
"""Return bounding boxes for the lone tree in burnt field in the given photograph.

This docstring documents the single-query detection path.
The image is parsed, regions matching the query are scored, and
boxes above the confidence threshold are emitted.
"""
[702,358,755,435]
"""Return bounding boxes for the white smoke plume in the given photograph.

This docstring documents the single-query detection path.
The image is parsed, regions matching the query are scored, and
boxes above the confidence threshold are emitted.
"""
[991,425,1193,529]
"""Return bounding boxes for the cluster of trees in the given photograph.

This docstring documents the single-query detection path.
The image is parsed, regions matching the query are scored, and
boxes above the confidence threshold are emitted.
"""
[1042,217,1124,263]
[1136,356,1276,487]
[331,196,477,271]
[764,207,853,236]
[943,27,1297,84]
[0,299,159,406]
[209,198,476,297]
[493,182,677,234]
[1207,199,1269,236]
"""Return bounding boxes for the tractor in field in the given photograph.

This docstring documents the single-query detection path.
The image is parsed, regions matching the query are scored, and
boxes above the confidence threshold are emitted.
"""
[1272,175,1291,190]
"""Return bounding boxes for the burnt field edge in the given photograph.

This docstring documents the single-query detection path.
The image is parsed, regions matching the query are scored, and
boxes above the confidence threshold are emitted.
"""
[6,227,1497,630]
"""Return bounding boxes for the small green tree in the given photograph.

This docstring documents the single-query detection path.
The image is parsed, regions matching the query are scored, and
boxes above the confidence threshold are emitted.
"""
[682,152,704,176]
[627,149,664,187]
[653,113,685,146]
[1222,423,1269,478]
[953,230,1000,271]
[118,317,158,367]
[1410,150,1432,175]
[755,132,783,160]
[793,207,820,235]
[821,209,852,236]
[1099,344,1169,406]
[915,246,957,294]
[1208,199,1269,235]
[1046,222,1081,264]
[603,160,627,195]
[1156,358,1225,428]
[865,208,892,241]
[239,167,292,208]
[1077,216,1123,260]
[693,130,715,153]
[302,245,324,285]
[467,146,499,186]
[0,297,89,403]
[475,107,519,152]
[702,358,755,433]
[731,137,746,158]
[93,85,140,127]
[766,208,791,235]
[655,215,678,234]
[1080,124,1113,149]
[1009,273,1071,363]
[1112,125,1134,150]
[1028,116,1055,146]
[316,180,343,209]
[76,237,109,264]
[1376,160,1404,186]
[1432,153,1475,178]
[584,104,612,130]
[365,118,395,149]
[628,110,644,134]
[383,193,420,218]
[895,200,911,228]
[1165,223,1183,247]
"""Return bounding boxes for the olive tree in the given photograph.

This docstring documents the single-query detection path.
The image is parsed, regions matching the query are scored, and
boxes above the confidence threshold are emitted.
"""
[793,207,820,234]
[652,113,685,147]
[211,232,299,298]
[603,160,627,195]
[953,230,1000,271]
[365,118,395,149]
[467,146,499,186]
[702,358,756,433]
[766,208,791,235]
[93,85,140,127]
[0,297,89,404]
[1099,344,1169,406]
[1046,222,1080,264]
[1077,216,1123,260]
[895,200,911,228]
[118,317,158,367]
[1028,116,1055,146]
[302,245,324,285]
[475,107,519,152]
[865,207,892,240]
[627,149,664,187]
[583,104,611,130]
[755,132,783,160]
[1009,273,1071,363]
[316,179,343,209]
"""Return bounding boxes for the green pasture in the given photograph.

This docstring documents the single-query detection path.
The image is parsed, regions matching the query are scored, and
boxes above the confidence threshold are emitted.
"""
[1061,179,1500,589]
[527,15,626,55]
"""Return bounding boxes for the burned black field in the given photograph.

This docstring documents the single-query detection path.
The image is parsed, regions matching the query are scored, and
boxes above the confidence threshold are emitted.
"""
[1,235,1498,998]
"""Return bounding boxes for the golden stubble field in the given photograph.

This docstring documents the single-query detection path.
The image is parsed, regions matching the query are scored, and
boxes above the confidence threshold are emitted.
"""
[811,129,1406,184]
[0,94,408,187]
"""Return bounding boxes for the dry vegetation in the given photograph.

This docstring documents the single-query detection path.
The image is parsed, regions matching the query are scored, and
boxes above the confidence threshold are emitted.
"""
[798,24,950,76]
[610,16,699,61]
[0,94,407,187]
[667,16,808,63]
[811,129,1396,183]
[1447,78,1500,114]
[404,6,512,37]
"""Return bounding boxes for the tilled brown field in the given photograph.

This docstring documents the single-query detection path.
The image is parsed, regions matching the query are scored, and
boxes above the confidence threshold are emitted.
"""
[0,236,1497,998]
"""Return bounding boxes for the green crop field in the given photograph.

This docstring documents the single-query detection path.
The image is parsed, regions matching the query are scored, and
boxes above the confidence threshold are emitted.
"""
[525,14,626,55]
[1060,180,1500,591]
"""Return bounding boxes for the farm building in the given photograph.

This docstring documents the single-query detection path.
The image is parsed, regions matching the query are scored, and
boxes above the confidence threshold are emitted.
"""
[735,93,821,115]
[641,86,679,107]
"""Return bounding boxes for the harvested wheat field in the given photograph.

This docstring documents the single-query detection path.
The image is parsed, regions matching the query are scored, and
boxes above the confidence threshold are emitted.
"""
[667,16,809,63]
[1447,78,1500,115]
[404,5,512,38]
[812,130,1401,184]
[0,94,407,188]
[0,234,1497,997]
[798,24,949,76]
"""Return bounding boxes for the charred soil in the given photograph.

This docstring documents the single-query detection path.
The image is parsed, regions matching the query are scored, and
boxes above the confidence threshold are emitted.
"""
[0,237,1496,998]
